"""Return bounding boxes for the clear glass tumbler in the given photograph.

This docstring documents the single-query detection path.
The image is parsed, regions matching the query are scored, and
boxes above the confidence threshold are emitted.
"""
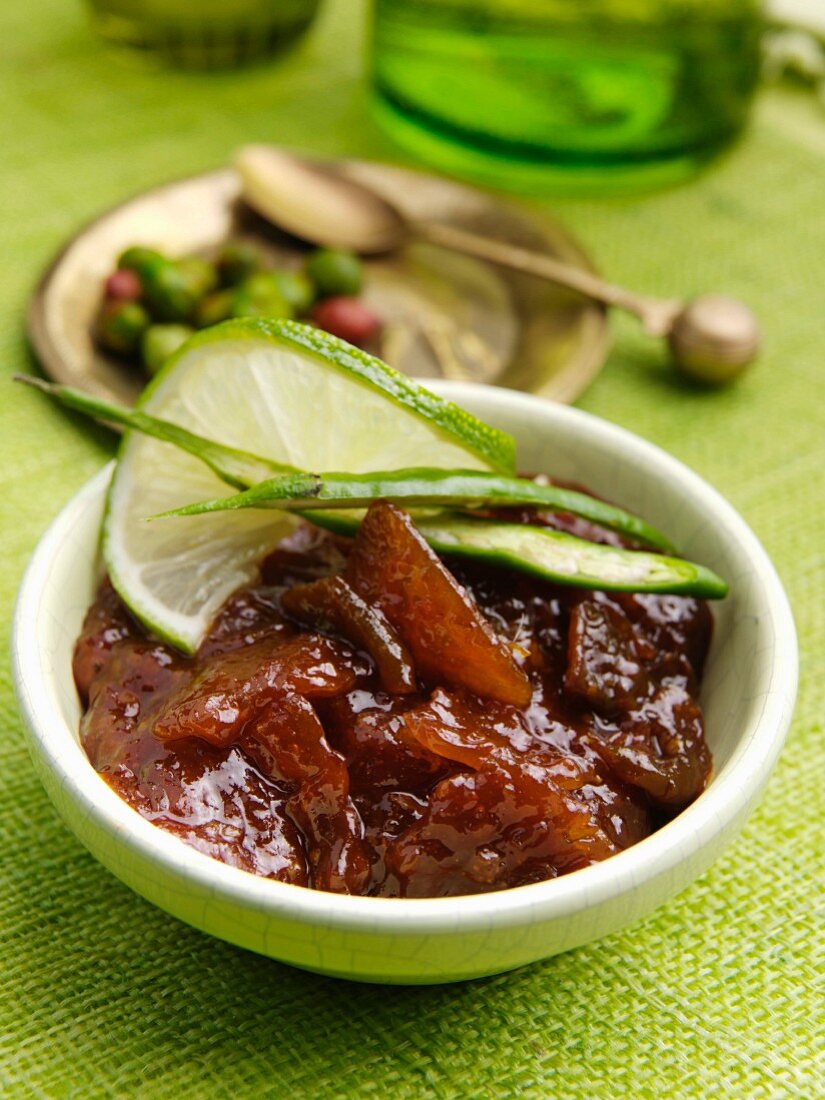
[86,0,322,67]
[370,0,763,193]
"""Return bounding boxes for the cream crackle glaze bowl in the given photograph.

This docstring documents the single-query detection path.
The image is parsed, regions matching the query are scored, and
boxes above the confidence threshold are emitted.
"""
[11,382,797,984]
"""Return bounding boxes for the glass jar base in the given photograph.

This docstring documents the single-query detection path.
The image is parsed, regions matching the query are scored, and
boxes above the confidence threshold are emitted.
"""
[372,91,739,197]
[88,9,317,68]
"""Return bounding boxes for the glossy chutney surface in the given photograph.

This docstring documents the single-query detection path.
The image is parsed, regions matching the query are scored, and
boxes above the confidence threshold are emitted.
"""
[75,500,713,897]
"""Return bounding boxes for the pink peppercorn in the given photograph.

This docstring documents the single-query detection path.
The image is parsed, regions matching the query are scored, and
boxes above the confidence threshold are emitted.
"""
[104,268,142,302]
[311,296,381,348]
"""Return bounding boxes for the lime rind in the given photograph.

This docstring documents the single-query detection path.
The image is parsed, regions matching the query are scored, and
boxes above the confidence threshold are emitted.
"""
[142,319,517,475]
[152,465,674,552]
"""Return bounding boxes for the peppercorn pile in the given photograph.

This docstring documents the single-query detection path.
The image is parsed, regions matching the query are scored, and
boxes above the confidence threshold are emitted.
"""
[95,241,382,377]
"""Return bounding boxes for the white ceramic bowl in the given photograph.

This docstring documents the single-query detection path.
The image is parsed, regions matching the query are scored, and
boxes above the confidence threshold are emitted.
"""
[12,383,797,984]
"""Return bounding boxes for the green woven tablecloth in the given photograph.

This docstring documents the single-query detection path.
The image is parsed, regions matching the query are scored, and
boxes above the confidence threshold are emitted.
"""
[2,1,822,1095]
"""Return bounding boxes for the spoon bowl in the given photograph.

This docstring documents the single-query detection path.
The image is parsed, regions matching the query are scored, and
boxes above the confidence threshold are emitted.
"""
[236,145,407,253]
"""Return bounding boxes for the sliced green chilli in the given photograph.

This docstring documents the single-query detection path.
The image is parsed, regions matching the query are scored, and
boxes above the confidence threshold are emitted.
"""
[152,467,674,552]
[309,511,728,599]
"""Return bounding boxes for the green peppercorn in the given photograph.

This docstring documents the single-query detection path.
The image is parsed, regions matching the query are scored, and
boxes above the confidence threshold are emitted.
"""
[305,248,363,298]
[271,269,316,315]
[141,261,200,322]
[176,257,219,300]
[95,300,151,357]
[231,273,294,320]
[141,324,194,376]
[231,289,293,320]
[117,246,166,277]
[216,241,263,287]
[194,289,235,329]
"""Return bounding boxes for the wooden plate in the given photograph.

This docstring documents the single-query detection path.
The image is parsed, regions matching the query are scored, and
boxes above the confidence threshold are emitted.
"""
[27,158,610,408]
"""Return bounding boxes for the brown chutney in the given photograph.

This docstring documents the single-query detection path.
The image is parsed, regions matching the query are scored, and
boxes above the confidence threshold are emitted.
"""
[75,499,713,898]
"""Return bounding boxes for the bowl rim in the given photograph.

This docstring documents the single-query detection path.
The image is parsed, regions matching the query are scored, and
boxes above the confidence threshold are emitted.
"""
[11,383,798,935]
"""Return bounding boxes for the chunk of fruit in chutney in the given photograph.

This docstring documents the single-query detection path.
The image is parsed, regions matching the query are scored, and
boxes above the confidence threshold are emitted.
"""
[151,635,374,893]
[152,634,366,746]
[386,770,591,897]
[282,575,416,695]
[395,687,634,883]
[77,612,310,885]
[616,592,712,679]
[584,683,711,808]
[384,719,649,896]
[345,502,531,707]
[320,691,448,800]
[237,695,373,894]
[565,597,651,712]
[564,595,712,808]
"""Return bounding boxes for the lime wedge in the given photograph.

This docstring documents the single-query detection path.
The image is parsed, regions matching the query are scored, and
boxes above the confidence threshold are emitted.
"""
[104,319,514,653]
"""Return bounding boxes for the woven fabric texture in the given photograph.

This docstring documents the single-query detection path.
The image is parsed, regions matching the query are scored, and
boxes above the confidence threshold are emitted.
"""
[1,1,822,1096]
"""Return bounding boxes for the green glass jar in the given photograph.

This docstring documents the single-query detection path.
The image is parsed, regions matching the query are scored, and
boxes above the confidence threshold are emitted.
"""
[86,0,322,67]
[370,0,763,193]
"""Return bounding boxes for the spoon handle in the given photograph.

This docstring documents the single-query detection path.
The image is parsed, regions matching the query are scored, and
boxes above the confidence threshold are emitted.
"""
[417,221,680,337]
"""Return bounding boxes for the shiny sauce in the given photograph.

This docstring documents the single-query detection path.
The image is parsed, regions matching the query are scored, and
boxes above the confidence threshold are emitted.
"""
[75,500,712,897]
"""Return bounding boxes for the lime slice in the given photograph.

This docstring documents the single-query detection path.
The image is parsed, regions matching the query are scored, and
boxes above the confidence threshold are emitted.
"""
[104,318,515,653]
